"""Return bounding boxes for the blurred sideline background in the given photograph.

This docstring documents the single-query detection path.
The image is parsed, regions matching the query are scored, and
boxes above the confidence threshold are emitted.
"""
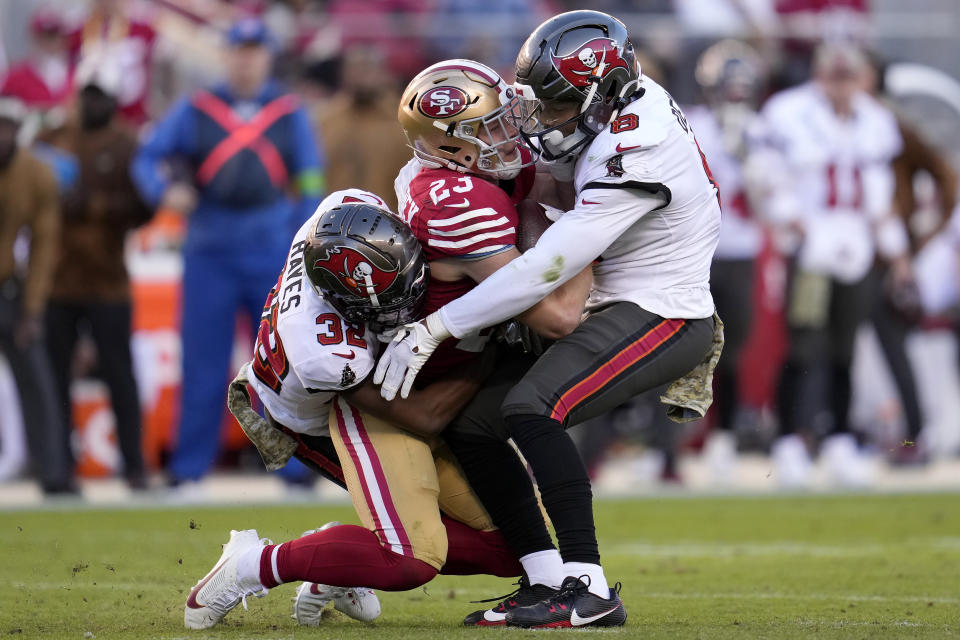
[1,0,959,505]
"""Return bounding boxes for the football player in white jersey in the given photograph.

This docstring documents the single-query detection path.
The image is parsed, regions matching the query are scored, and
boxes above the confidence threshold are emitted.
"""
[184,191,530,630]
[759,43,908,488]
[685,40,768,481]
[375,10,721,629]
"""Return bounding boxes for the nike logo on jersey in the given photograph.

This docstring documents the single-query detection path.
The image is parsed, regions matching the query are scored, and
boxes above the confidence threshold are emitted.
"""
[446,199,471,208]
[333,351,356,360]
[581,199,601,206]
[615,143,642,152]
[570,603,622,626]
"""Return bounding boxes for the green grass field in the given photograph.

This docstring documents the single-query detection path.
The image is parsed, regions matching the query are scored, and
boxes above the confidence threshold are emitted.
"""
[2,494,958,639]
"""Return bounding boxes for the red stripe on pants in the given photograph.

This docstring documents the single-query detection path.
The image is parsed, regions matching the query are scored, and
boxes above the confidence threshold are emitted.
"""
[550,319,686,422]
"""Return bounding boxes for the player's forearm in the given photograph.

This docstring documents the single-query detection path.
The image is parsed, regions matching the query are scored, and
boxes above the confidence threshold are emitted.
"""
[518,264,592,339]
[439,190,659,338]
[344,375,481,437]
[439,237,588,339]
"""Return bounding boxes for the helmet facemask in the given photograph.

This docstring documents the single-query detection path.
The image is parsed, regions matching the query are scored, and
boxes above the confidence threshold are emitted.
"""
[400,60,538,180]
[409,92,534,179]
[513,12,643,161]
[305,202,431,334]
[513,87,619,161]
[315,261,428,334]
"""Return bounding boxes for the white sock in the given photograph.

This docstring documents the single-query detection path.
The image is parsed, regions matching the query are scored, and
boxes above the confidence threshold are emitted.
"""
[563,562,609,598]
[237,544,270,589]
[519,549,564,588]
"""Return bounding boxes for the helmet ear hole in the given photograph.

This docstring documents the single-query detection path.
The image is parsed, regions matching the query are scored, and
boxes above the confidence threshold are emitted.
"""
[438,145,460,154]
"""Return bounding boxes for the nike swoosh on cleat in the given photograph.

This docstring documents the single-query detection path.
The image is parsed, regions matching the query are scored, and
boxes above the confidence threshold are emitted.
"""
[483,610,506,622]
[333,351,356,359]
[615,143,642,152]
[310,583,322,595]
[570,603,622,626]
[186,559,228,609]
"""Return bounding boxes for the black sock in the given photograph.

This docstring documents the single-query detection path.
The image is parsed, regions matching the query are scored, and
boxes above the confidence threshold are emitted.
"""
[442,430,555,558]
[507,413,599,564]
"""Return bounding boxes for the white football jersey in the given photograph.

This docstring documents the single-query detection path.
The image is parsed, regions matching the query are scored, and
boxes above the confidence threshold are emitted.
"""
[684,104,764,260]
[246,189,386,436]
[438,78,721,338]
[759,82,902,282]
[571,78,721,319]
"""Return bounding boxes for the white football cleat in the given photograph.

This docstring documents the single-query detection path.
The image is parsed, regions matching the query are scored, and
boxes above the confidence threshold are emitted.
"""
[293,582,381,625]
[333,586,381,622]
[184,529,270,629]
[821,433,874,488]
[291,522,381,625]
[772,434,813,489]
[703,429,737,485]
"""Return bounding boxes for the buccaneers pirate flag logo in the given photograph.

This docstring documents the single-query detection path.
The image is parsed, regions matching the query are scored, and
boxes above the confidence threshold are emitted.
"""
[551,38,630,89]
[312,246,398,304]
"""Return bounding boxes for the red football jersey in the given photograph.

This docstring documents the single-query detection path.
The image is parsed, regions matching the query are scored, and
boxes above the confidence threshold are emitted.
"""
[396,161,536,384]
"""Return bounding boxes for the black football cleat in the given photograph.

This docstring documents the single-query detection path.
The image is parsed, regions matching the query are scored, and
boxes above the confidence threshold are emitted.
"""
[504,576,626,629]
[463,576,559,626]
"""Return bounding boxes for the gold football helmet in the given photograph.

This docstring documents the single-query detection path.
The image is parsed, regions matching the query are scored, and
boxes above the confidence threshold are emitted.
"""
[398,59,534,179]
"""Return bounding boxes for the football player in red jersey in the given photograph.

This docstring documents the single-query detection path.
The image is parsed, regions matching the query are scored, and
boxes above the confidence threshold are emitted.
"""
[393,59,593,386]
[185,191,528,630]
[387,60,594,625]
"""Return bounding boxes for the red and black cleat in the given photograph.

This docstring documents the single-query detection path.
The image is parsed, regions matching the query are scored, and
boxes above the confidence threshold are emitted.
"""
[463,576,558,626]
[505,576,626,629]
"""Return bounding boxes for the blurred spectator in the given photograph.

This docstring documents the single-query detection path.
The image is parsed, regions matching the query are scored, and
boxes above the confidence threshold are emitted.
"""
[326,0,431,82]
[0,10,72,133]
[1,10,72,109]
[0,95,72,495]
[41,55,153,491]
[773,0,870,89]
[68,0,157,126]
[131,17,324,489]
[315,44,409,211]
[863,53,959,465]
[430,0,557,77]
[671,0,777,102]
[685,39,768,482]
[760,43,907,488]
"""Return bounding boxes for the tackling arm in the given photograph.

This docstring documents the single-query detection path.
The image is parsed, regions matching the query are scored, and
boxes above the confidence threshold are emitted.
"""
[439,186,665,338]
[344,351,491,437]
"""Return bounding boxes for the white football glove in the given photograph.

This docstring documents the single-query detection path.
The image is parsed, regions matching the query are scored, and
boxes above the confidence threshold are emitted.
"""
[373,312,452,400]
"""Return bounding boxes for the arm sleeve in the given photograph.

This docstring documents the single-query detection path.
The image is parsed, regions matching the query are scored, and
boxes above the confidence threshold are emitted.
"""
[130,96,196,208]
[438,186,666,338]
[23,162,61,316]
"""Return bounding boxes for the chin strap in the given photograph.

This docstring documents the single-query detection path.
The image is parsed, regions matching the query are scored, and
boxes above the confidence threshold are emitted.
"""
[609,80,645,122]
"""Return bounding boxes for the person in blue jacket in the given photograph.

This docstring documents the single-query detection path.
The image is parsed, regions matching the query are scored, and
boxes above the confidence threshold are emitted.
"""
[132,17,324,488]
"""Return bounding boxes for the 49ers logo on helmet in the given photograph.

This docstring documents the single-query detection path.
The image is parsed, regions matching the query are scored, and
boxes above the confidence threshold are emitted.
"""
[418,86,469,118]
[551,38,630,89]
[312,246,398,299]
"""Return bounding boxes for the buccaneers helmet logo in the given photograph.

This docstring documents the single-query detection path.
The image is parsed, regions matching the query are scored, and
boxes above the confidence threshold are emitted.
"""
[418,86,469,118]
[312,246,398,302]
[551,38,630,89]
